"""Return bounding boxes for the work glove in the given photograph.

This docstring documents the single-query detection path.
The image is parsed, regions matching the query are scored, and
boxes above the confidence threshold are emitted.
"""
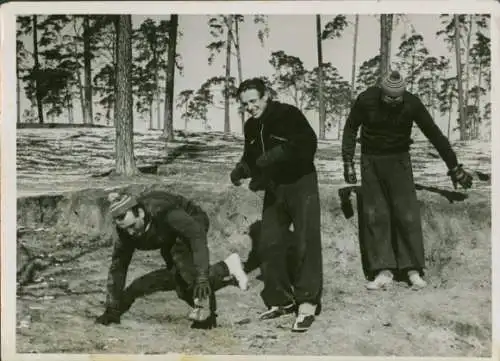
[248,174,276,192]
[95,308,121,325]
[193,271,212,301]
[343,162,357,184]
[256,145,287,168]
[230,162,250,186]
[447,164,473,190]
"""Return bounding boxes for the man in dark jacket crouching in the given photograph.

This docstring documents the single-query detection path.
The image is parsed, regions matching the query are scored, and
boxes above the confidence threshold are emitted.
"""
[95,190,248,329]
[230,78,323,333]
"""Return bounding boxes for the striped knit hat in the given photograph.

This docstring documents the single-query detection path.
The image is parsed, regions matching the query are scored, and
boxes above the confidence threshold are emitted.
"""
[380,70,406,97]
[108,191,138,218]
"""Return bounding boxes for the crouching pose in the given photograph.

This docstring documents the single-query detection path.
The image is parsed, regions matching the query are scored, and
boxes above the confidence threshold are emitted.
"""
[95,190,248,329]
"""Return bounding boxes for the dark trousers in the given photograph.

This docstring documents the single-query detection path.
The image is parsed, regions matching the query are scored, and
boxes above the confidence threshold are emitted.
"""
[259,170,323,308]
[118,258,231,315]
[244,220,296,282]
[118,212,232,315]
[360,152,425,278]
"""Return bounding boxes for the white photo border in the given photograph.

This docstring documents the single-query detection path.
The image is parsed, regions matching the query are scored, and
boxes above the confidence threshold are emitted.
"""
[1,1,499,360]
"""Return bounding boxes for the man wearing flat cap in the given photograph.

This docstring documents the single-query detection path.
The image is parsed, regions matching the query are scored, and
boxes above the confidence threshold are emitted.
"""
[95,190,248,329]
[341,70,473,290]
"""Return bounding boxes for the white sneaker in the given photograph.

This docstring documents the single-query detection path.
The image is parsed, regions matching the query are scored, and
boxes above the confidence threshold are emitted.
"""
[224,253,249,291]
[408,270,427,289]
[366,270,394,290]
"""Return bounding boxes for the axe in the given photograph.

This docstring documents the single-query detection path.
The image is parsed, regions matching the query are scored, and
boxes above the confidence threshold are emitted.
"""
[337,182,472,220]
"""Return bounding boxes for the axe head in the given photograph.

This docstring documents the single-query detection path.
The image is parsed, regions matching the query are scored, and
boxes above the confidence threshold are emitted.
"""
[338,187,355,219]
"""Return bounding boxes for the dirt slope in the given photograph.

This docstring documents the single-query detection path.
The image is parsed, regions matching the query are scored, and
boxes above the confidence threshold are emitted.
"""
[15,129,491,356]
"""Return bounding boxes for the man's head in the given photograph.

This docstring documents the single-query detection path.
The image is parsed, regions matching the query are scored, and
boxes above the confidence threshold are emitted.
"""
[380,70,406,107]
[236,78,269,119]
[108,192,146,237]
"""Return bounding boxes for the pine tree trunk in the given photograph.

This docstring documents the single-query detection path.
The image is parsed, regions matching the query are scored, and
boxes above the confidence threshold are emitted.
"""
[149,100,153,130]
[475,61,482,139]
[114,15,138,176]
[163,14,178,141]
[224,15,233,134]
[72,17,87,124]
[316,15,326,140]
[447,91,453,139]
[350,14,359,105]
[379,15,392,78]
[386,15,393,68]
[338,107,345,140]
[454,15,467,141]
[66,86,74,124]
[76,69,86,124]
[154,50,161,130]
[234,19,245,133]
[83,16,93,125]
[33,15,44,124]
[463,15,473,140]
[16,61,21,124]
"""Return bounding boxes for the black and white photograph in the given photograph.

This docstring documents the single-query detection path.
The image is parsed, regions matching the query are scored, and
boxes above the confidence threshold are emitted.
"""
[1,0,497,358]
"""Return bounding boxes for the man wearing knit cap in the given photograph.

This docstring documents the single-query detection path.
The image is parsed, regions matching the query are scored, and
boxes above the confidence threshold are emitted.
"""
[95,190,249,329]
[341,70,473,290]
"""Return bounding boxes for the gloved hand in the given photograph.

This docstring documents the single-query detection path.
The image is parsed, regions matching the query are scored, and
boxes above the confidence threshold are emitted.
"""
[248,175,276,192]
[447,164,473,189]
[256,145,287,168]
[230,162,250,186]
[343,162,357,184]
[193,271,212,301]
[95,308,121,325]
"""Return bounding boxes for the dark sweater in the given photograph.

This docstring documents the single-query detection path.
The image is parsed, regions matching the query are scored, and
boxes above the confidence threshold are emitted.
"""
[342,86,458,170]
[239,100,318,185]
[105,191,209,310]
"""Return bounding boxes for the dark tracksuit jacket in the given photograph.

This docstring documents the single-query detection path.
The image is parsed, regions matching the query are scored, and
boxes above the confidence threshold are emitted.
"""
[341,86,459,277]
[104,191,229,315]
[236,100,323,308]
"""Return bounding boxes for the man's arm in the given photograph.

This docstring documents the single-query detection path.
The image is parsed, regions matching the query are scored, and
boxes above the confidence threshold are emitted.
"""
[341,97,363,164]
[281,106,318,163]
[412,96,458,170]
[166,209,210,275]
[104,233,135,311]
[231,122,253,184]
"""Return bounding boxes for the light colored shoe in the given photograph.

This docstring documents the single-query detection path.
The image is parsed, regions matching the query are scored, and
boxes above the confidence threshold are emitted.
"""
[224,253,248,291]
[408,270,427,289]
[366,270,394,290]
[298,302,317,316]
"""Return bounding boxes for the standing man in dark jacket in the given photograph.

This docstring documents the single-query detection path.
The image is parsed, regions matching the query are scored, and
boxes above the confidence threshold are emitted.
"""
[230,77,323,333]
[95,190,248,329]
[342,70,473,290]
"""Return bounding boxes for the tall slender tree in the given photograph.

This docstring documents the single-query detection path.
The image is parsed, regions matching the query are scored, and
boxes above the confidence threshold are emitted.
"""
[32,15,44,124]
[163,14,179,141]
[379,14,393,77]
[454,15,467,141]
[316,15,326,140]
[350,15,359,105]
[114,15,138,176]
[224,15,233,134]
[82,16,93,124]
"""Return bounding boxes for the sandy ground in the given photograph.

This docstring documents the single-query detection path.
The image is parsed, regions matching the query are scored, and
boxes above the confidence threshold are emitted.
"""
[15,129,491,356]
